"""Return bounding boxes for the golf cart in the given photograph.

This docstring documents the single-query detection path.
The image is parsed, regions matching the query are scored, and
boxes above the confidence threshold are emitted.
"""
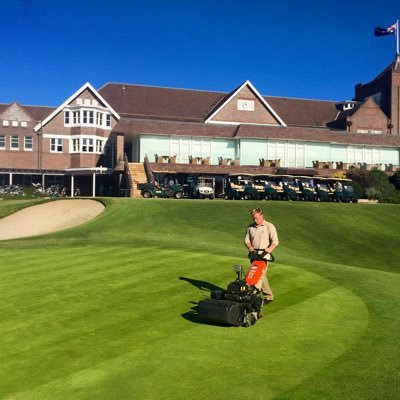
[223,174,259,200]
[278,175,302,200]
[138,172,184,199]
[329,178,358,203]
[186,176,215,199]
[253,174,283,200]
[296,176,317,201]
[313,177,332,201]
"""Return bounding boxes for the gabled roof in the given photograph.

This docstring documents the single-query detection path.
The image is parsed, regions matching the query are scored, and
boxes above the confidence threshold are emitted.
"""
[33,82,120,132]
[0,101,35,121]
[98,82,224,122]
[99,82,340,129]
[204,80,287,126]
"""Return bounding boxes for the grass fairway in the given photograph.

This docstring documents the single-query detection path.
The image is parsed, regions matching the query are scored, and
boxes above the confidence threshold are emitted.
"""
[0,198,399,399]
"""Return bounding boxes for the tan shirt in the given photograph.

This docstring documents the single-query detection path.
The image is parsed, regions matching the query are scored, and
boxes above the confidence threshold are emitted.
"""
[244,220,279,250]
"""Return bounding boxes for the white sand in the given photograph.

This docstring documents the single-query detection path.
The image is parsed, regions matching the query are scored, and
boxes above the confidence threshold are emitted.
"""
[0,199,105,240]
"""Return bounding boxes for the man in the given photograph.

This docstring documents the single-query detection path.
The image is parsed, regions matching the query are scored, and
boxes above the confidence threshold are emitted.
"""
[244,207,279,301]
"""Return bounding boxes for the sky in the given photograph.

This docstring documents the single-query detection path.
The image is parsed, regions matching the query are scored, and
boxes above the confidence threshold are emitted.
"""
[0,0,399,107]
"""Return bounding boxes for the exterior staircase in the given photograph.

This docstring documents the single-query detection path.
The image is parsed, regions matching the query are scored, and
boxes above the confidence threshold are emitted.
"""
[127,162,148,198]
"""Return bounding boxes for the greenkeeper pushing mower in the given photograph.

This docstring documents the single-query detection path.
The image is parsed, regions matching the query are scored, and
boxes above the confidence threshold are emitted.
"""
[198,207,279,326]
[244,207,279,303]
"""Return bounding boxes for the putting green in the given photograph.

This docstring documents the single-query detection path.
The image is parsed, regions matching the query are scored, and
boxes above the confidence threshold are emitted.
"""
[0,199,399,400]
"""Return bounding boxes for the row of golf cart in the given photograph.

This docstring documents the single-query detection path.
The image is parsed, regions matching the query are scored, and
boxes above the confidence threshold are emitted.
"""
[138,175,215,199]
[223,174,358,203]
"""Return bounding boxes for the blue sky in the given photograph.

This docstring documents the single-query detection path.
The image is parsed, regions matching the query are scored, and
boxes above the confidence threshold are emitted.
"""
[0,0,399,106]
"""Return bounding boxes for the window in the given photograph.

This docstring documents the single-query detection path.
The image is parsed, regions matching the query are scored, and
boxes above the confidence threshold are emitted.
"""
[0,135,5,149]
[65,111,70,125]
[12,121,18,127]
[11,135,19,149]
[24,136,33,150]
[106,114,111,127]
[72,138,80,152]
[2,120,9,126]
[96,112,103,126]
[96,139,104,153]
[82,138,94,152]
[89,111,94,124]
[73,111,80,124]
[83,110,88,124]
[21,121,28,128]
[50,138,63,152]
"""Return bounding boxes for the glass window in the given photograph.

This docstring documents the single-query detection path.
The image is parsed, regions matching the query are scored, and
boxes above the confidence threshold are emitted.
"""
[0,135,5,149]
[96,112,104,126]
[89,111,94,124]
[83,110,88,124]
[106,114,111,127]
[72,138,80,152]
[24,136,33,150]
[65,111,70,125]
[50,138,63,152]
[96,139,104,153]
[82,138,94,152]
[11,135,19,149]
[73,111,80,124]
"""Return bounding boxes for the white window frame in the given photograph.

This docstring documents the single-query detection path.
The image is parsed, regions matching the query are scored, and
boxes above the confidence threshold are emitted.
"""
[72,138,80,152]
[0,135,5,149]
[11,135,19,150]
[24,136,33,151]
[82,138,94,153]
[50,137,63,153]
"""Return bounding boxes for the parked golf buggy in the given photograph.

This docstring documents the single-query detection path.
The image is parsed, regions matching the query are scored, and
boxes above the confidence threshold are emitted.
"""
[198,252,274,327]
[223,174,259,200]
[185,176,215,199]
[314,178,358,202]
[138,172,184,198]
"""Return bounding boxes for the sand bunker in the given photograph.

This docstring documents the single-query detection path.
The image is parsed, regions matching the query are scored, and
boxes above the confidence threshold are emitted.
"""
[0,199,105,240]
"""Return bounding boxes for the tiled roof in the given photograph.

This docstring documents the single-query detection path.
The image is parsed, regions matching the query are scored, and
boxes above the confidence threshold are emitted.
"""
[264,97,338,127]
[99,82,339,128]
[0,103,55,122]
[98,83,225,122]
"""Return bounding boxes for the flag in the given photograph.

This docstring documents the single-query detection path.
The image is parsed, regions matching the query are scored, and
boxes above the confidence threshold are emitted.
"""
[374,23,397,36]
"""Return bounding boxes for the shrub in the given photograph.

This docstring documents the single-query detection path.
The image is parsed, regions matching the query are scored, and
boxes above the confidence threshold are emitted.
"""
[389,171,400,190]
[365,187,382,200]
[368,170,396,198]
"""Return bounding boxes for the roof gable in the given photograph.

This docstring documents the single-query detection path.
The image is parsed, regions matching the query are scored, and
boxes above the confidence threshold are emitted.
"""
[0,102,33,122]
[33,82,120,131]
[352,97,387,119]
[205,80,286,126]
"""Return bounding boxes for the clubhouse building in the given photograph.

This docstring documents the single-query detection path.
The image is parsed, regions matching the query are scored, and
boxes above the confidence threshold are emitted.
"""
[1,56,400,197]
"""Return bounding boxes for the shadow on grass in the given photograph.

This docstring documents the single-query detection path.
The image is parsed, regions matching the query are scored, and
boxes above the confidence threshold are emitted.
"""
[179,276,224,292]
[179,276,224,324]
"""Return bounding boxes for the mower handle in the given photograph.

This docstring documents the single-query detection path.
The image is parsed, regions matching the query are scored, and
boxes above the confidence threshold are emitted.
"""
[249,249,275,262]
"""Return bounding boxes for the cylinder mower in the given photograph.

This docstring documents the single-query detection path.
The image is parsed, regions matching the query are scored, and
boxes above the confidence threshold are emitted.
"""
[198,251,274,327]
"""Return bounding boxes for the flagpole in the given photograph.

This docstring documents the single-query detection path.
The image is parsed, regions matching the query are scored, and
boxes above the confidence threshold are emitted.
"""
[397,19,399,56]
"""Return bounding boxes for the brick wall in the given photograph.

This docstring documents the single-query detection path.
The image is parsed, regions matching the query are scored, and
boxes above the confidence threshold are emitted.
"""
[210,86,281,125]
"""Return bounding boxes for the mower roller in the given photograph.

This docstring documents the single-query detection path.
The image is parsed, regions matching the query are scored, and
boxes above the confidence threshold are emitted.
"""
[198,251,275,327]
